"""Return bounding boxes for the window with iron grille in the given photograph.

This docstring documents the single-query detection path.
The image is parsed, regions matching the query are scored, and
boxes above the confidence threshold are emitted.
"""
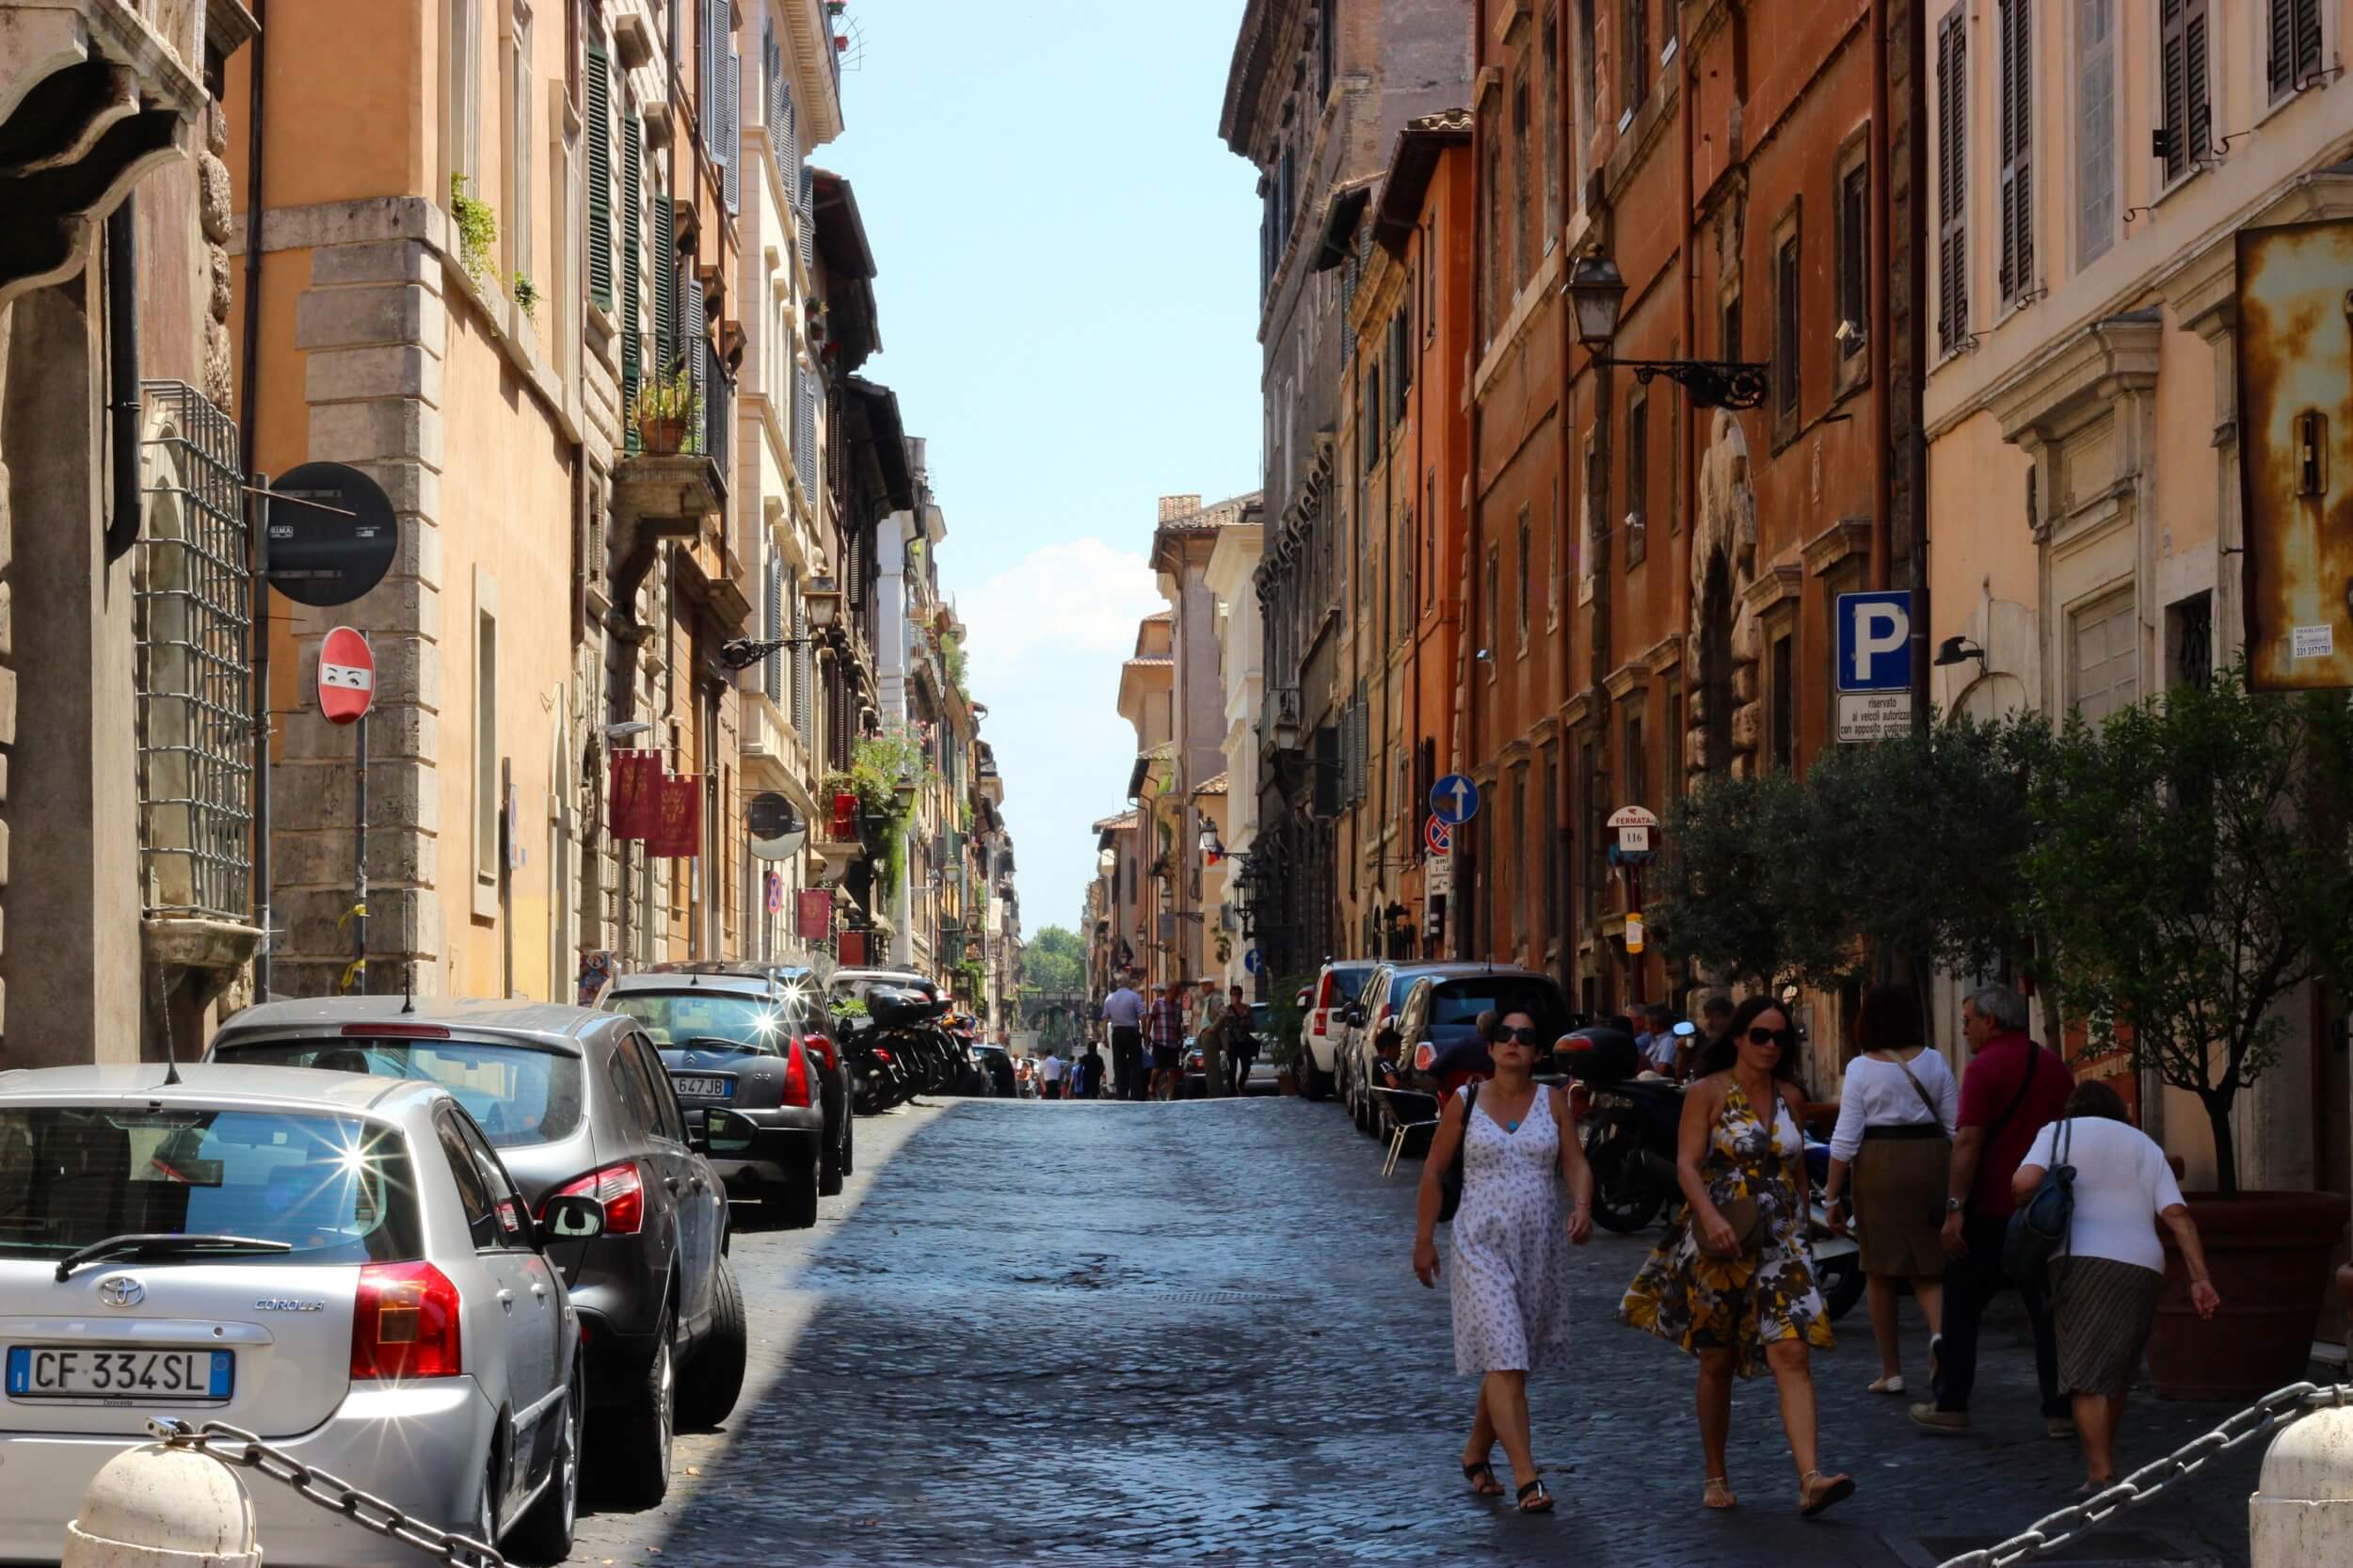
[2076,0,2116,265]
[136,382,253,924]
[2167,591,2213,691]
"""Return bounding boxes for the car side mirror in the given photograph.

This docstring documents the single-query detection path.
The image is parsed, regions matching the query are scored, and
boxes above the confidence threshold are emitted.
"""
[538,1193,606,1244]
[695,1107,760,1158]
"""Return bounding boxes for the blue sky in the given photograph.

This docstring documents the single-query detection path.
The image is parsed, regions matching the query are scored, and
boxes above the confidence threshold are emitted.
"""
[823,0,1261,942]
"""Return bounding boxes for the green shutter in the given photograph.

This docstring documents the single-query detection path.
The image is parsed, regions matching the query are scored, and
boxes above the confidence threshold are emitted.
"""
[586,48,614,311]
[652,180,677,380]
[621,117,643,452]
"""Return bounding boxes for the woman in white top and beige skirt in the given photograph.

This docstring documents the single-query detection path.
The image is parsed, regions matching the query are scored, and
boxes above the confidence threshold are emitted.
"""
[1820,984,1957,1396]
[2014,1079,2220,1493]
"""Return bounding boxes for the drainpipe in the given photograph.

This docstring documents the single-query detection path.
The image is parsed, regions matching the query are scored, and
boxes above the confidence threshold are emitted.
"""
[1869,0,1893,593]
[104,198,143,564]
[1906,0,1932,735]
[238,0,271,989]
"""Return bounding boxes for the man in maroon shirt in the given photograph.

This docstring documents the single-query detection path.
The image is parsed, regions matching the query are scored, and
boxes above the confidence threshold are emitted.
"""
[1913,984,2075,1434]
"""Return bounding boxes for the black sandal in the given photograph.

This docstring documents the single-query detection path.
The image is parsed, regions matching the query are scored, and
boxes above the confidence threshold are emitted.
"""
[1462,1459,1502,1496]
[1516,1477,1554,1513]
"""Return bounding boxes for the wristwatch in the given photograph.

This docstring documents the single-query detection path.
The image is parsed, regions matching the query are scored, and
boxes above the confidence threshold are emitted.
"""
[1945,1197,1966,1214]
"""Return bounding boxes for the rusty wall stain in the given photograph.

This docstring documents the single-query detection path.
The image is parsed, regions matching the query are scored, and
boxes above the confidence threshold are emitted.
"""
[2238,218,2353,691]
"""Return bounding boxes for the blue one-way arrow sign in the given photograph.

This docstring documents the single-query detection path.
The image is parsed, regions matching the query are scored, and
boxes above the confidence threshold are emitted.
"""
[1430,774,1481,825]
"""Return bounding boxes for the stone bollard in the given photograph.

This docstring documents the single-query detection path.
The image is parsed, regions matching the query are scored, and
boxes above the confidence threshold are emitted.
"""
[2249,1399,2353,1567]
[62,1442,262,1568]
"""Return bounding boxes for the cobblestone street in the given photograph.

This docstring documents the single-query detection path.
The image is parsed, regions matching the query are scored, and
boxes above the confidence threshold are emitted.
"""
[570,1097,2263,1567]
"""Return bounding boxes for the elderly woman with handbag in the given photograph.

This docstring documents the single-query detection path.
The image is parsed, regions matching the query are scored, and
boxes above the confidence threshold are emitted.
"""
[1412,1009,1595,1513]
[1622,995,1851,1517]
[2011,1080,2221,1494]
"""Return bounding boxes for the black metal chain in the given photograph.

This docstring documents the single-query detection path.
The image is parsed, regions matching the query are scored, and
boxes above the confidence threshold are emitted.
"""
[148,1418,506,1568]
[1935,1382,2352,1568]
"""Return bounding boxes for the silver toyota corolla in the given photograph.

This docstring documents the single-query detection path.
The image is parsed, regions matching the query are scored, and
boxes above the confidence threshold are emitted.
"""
[0,1064,604,1566]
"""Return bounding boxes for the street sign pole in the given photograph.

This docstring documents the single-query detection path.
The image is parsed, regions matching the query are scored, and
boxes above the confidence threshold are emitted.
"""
[250,475,271,1000]
[351,713,367,995]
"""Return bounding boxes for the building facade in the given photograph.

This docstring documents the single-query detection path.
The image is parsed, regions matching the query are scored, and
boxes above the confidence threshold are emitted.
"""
[1924,0,2353,1192]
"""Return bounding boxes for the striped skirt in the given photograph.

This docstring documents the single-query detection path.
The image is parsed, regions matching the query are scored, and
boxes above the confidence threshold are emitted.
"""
[2049,1255,2163,1399]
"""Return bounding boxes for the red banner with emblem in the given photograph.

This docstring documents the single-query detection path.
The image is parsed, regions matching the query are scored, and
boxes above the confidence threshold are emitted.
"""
[796,889,833,941]
[607,749,661,840]
[838,929,869,966]
[830,790,858,841]
[648,773,702,858]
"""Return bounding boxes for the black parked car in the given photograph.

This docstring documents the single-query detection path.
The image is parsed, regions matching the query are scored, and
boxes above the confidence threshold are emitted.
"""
[207,997,750,1509]
[1380,967,1575,1153]
[599,964,849,1225]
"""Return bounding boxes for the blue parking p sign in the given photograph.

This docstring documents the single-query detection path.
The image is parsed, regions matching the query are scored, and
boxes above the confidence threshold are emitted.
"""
[1836,591,1913,693]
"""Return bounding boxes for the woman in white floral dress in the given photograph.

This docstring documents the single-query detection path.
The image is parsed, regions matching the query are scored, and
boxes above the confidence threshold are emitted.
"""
[1414,1011,1595,1512]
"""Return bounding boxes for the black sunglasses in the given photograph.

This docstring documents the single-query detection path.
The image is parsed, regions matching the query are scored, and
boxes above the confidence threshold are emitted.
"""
[1497,1025,1544,1044]
[1745,1026,1796,1049]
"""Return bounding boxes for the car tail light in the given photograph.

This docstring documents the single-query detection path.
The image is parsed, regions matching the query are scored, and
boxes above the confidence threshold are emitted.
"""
[803,1032,838,1072]
[781,1041,812,1108]
[1313,1009,1328,1037]
[351,1262,462,1380]
[546,1161,644,1235]
[343,1022,450,1039]
[873,1048,893,1064]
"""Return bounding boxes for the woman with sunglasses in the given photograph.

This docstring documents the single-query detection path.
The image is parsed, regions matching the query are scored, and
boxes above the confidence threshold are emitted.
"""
[1414,1010,1595,1513]
[1622,994,1851,1517]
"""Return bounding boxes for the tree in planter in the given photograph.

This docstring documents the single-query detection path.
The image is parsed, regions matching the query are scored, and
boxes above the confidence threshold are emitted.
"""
[2023,662,2353,1194]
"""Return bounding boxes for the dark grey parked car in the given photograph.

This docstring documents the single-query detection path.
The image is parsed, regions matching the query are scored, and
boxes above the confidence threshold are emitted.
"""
[598,963,848,1224]
[207,997,750,1510]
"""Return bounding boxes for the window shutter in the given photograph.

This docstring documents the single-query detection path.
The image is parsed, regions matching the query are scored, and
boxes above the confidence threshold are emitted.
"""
[1937,13,1967,352]
[621,120,644,447]
[798,165,814,270]
[652,183,678,380]
[586,49,614,311]
[792,583,811,737]
[764,552,784,703]
[722,46,740,214]
[684,273,707,452]
[2269,0,2323,96]
[2185,2,2211,170]
[1997,0,2031,302]
[795,354,817,492]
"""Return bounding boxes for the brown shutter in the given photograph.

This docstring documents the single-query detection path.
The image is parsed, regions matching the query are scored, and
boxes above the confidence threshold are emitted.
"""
[1937,9,1968,353]
[1997,0,2031,304]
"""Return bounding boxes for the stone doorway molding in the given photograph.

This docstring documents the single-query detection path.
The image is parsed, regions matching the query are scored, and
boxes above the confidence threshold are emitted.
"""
[1685,409,1760,780]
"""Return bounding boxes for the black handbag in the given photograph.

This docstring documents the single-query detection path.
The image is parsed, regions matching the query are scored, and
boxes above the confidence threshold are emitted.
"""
[2004,1116,2075,1278]
[1438,1083,1479,1223]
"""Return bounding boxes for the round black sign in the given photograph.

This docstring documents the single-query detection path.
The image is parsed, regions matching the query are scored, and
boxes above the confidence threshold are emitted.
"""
[747,792,799,838]
[264,462,398,608]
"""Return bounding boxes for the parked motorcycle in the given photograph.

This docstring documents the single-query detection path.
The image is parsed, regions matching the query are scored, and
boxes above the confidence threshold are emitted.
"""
[1802,1137,1866,1320]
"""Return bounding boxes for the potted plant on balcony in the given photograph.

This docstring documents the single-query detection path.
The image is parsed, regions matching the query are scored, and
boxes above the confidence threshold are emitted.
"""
[630,368,695,456]
[2025,662,2353,1400]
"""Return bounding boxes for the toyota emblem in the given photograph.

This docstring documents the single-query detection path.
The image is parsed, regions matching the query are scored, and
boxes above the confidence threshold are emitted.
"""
[95,1275,145,1308]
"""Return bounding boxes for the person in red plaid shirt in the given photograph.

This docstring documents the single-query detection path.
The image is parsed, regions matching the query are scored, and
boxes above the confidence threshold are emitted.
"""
[1146,980,1189,1102]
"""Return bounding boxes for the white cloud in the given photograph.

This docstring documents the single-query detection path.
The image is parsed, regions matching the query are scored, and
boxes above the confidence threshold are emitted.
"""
[953,536,1165,681]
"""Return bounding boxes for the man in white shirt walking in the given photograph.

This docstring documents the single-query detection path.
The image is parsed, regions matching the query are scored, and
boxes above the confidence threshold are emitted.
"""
[1101,972,1148,1101]
[1035,1049,1066,1101]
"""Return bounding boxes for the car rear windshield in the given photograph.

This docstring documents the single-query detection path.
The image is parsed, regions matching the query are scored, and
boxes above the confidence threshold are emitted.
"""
[1431,980,1568,1033]
[0,1106,420,1262]
[211,1039,583,1148]
[1322,968,1374,1003]
[608,993,789,1056]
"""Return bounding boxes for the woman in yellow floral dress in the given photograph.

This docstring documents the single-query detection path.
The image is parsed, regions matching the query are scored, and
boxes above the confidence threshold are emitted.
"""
[1621,994,1852,1517]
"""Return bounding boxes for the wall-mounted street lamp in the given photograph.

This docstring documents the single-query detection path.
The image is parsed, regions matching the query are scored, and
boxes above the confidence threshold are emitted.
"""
[1933,635,1988,670]
[1562,247,1770,410]
[718,574,845,668]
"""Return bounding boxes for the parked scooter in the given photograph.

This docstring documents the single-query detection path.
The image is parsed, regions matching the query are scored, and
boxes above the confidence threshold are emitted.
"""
[1561,1025,1684,1233]
[1802,1136,1866,1320]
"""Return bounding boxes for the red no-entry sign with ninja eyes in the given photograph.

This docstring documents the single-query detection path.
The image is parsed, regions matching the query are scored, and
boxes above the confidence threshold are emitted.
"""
[317,626,376,726]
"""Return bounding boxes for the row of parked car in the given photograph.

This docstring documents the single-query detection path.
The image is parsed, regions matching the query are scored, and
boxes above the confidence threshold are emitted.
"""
[0,958,957,1566]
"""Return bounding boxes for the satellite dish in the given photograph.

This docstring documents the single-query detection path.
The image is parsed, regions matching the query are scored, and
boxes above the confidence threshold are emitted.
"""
[748,792,806,862]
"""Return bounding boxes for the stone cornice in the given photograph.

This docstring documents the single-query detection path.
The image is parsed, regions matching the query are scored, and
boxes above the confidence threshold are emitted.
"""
[1741,561,1804,616]
[1560,692,1594,731]
[1990,312,2163,447]
[1801,519,1872,578]
[1638,633,1682,675]
[1601,660,1651,701]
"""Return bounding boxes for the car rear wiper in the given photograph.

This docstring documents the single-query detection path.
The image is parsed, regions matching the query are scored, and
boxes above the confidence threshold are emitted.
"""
[678,1035,767,1054]
[54,1233,295,1283]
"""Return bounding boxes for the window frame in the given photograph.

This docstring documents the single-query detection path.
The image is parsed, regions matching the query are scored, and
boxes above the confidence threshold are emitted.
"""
[1624,385,1648,567]
[2156,0,2215,194]
[1771,203,1802,445]
[2075,0,2119,268]
[1834,136,1871,394]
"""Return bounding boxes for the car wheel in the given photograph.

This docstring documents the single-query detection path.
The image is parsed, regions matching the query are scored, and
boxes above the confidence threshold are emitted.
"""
[779,1149,820,1228]
[676,1256,747,1430]
[1818,1251,1867,1321]
[1584,1119,1665,1233]
[471,1444,502,1554]
[603,1309,675,1509]
[506,1368,580,1563]
[819,1126,844,1197]
[839,1112,855,1177]
[1301,1059,1329,1101]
